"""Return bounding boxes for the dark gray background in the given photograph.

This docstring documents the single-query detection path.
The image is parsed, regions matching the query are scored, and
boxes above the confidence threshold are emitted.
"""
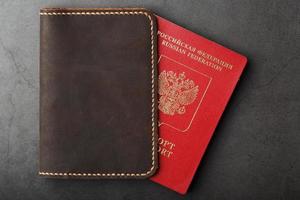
[0,0,299,199]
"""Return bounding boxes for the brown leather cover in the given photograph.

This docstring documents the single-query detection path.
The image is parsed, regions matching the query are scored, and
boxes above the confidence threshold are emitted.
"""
[39,8,158,179]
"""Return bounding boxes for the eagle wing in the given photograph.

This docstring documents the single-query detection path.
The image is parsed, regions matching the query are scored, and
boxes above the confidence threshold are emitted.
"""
[158,71,169,96]
[178,86,199,105]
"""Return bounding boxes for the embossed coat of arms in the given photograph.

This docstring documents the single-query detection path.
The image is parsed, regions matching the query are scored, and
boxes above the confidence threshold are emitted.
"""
[158,70,199,115]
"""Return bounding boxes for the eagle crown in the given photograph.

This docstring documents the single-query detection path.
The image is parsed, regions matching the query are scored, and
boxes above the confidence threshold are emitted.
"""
[167,71,195,91]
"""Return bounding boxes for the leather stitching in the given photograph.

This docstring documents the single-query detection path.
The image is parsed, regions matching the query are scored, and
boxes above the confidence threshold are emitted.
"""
[39,10,156,177]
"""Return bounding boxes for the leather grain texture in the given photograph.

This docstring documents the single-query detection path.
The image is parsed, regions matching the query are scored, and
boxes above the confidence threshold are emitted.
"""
[39,8,158,179]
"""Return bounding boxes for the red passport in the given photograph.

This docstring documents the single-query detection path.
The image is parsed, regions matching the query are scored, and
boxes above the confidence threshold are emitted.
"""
[150,16,247,194]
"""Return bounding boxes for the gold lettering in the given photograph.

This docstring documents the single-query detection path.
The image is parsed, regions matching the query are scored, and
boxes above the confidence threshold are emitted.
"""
[158,31,234,72]
[158,137,176,158]
[162,40,186,55]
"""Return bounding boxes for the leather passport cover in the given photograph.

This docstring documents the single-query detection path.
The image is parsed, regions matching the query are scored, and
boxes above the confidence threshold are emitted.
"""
[39,8,158,178]
[150,16,247,193]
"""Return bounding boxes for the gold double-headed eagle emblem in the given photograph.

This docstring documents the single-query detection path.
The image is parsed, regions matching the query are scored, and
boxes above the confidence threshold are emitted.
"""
[158,70,199,115]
